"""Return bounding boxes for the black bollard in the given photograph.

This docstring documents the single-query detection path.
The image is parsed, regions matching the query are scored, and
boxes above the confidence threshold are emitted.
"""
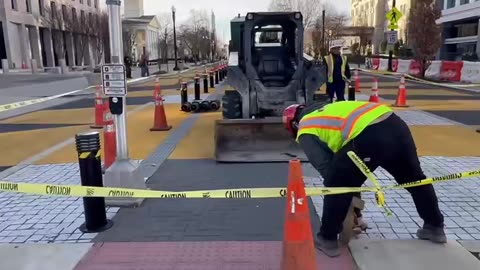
[180,82,188,105]
[203,74,209,93]
[348,84,356,101]
[215,69,219,84]
[76,132,113,233]
[221,67,225,81]
[210,71,215,88]
[194,76,201,100]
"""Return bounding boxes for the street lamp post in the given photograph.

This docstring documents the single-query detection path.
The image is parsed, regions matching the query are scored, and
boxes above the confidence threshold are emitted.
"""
[387,0,396,72]
[172,6,179,71]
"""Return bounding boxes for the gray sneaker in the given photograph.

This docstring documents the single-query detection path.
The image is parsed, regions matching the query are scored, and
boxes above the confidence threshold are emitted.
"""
[416,224,447,243]
[315,234,341,258]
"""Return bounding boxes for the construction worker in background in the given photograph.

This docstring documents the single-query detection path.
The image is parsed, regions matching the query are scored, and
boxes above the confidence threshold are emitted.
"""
[282,101,446,257]
[324,41,351,103]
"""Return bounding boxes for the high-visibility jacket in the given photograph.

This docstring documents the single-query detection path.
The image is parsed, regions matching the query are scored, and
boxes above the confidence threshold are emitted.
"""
[296,101,393,153]
[325,53,347,83]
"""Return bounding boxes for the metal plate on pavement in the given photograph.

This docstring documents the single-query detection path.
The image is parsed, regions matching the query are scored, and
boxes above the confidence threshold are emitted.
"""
[101,64,127,97]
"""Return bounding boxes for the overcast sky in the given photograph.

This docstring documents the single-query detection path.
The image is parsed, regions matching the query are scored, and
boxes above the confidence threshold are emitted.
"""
[140,0,351,43]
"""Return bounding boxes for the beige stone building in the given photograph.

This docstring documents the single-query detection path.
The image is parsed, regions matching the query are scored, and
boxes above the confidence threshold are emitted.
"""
[351,0,412,54]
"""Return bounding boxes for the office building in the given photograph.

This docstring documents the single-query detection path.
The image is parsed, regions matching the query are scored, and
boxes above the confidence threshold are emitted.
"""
[0,0,101,70]
[437,0,480,60]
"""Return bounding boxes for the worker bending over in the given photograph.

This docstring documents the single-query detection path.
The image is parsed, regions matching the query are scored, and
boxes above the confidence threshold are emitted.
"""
[324,42,351,102]
[282,101,446,257]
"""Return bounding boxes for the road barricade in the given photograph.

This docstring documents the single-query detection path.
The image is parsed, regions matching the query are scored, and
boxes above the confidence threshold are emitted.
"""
[365,57,480,87]
[460,61,480,83]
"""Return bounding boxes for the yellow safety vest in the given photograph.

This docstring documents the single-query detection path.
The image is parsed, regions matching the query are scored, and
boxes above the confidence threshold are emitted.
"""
[325,54,347,83]
[296,101,393,153]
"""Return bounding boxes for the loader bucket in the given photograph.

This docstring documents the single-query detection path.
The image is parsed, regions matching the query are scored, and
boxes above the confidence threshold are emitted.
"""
[214,118,308,163]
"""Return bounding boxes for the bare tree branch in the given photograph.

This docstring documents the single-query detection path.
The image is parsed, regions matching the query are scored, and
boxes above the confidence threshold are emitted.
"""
[122,29,137,60]
[91,12,110,65]
[157,12,173,65]
[40,3,67,60]
[268,0,323,30]
[408,0,442,77]
[178,9,210,62]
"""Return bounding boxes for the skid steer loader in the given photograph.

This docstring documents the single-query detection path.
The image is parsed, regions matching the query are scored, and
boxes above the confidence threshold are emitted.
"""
[214,12,329,163]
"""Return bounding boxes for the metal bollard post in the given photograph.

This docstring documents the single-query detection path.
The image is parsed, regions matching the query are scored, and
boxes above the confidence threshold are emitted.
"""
[181,81,188,104]
[209,71,215,88]
[194,76,201,100]
[348,84,356,101]
[76,132,113,233]
[203,74,209,93]
[215,69,219,84]
[220,67,224,81]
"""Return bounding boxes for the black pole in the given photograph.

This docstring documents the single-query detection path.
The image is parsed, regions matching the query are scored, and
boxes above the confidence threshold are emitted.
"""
[194,76,201,100]
[210,71,215,88]
[321,10,326,51]
[215,69,219,84]
[76,132,113,233]
[203,74,209,93]
[172,9,179,71]
[348,84,356,101]
[181,82,188,104]
[387,0,396,72]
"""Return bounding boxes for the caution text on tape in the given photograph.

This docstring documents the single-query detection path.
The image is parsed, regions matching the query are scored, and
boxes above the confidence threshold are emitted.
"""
[0,170,479,199]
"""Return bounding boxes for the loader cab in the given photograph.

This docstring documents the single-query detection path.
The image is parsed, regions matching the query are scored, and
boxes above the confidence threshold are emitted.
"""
[243,12,304,88]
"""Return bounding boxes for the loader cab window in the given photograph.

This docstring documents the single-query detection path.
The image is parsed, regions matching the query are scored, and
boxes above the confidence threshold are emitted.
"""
[252,22,298,87]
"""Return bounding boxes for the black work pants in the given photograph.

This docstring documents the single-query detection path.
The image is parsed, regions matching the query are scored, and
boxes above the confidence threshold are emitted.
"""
[319,113,444,240]
[327,81,346,102]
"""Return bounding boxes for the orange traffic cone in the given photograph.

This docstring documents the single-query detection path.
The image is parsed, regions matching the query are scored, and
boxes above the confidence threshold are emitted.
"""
[90,86,105,129]
[393,75,409,107]
[281,159,318,270]
[150,83,172,131]
[103,102,117,170]
[354,69,361,93]
[368,78,379,103]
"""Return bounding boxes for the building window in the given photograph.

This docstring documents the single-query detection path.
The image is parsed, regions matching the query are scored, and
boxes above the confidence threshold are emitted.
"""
[62,5,67,19]
[26,0,31,12]
[87,0,91,6]
[460,0,470,4]
[94,0,97,8]
[11,0,17,10]
[38,0,43,15]
[72,7,77,22]
[50,1,56,18]
[81,10,85,23]
[447,0,456,8]
[80,0,83,4]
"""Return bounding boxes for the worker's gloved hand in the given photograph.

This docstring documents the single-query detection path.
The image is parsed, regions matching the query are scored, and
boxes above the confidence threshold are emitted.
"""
[354,216,369,231]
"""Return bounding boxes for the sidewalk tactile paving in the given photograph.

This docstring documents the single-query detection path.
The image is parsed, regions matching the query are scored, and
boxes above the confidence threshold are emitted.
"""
[73,242,282,269]
[138,86,225,181]
[395,110,456,125]
[304,156,480,241]
[0,162,139,244]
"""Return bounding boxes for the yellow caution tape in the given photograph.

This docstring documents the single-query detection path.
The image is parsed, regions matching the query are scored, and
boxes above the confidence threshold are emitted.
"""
[347,151,393,216]
[386,170,480,190]
[0,150,478,200]
[0,169,478,199]
[0,89,85,113]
